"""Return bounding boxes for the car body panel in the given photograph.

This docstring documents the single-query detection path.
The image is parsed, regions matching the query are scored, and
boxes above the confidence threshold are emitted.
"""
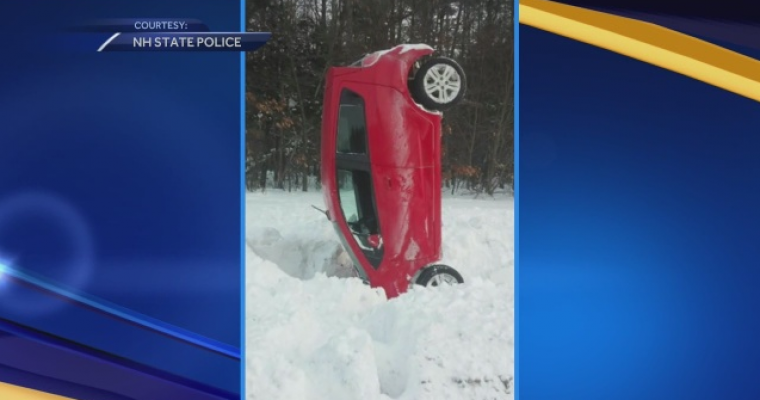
[321,45,443,298]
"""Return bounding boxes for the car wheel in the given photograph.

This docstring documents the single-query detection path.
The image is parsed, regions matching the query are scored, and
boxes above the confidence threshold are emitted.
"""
[415,264,464,287]
[411,57,466,111]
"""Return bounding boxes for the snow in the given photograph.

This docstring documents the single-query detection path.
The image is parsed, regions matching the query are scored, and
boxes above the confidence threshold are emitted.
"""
[398,43,434,54]
[362,43,435,67]
[246,190,514,400]
[412,100,443,116]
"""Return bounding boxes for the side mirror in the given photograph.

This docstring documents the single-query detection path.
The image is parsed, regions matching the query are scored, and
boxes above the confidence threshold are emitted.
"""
[367,234,382,249]
[311,205,330,220]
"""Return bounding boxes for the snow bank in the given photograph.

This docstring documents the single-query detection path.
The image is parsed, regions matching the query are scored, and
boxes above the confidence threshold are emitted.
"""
[246,190,513,400]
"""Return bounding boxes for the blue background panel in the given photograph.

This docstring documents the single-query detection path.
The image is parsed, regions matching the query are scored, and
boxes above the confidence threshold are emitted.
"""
[0,0,242,396]
[519,22,760,400]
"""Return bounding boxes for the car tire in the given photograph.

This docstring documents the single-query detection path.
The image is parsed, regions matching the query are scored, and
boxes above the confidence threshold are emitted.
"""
[410,57,466,112]
[415,264,464,287]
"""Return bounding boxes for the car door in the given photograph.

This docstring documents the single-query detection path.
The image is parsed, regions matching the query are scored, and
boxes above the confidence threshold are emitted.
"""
[333,88,385,271]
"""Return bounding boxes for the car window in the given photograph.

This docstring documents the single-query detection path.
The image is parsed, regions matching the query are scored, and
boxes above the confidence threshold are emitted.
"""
[337,169,359,223]
[337,168,379,236]
[336,91,367,154]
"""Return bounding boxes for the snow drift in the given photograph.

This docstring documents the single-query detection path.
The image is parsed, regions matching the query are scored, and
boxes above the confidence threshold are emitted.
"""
[246,190,513,400]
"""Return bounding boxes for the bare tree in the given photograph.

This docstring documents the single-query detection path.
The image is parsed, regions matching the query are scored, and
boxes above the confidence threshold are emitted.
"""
[246,0,514,195]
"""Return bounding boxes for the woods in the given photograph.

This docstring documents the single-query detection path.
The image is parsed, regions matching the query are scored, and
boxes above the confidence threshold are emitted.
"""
[245,0,514,195]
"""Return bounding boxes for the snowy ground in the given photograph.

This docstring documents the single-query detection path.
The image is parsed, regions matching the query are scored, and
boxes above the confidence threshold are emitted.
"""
[245,189,514,400]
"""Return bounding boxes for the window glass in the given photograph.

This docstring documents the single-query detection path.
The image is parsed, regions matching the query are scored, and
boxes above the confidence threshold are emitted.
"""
[336,91,367,154]
[337,169,379,235]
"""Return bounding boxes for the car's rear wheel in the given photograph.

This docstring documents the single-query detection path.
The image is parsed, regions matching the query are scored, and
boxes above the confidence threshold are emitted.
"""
[410,57,466,111]
[415,264,464,287]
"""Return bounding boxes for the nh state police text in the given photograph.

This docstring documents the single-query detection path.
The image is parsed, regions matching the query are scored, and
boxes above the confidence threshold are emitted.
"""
[133,36,242,48]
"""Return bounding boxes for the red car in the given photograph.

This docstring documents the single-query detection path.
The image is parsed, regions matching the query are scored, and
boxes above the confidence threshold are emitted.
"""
[320,44,467,298]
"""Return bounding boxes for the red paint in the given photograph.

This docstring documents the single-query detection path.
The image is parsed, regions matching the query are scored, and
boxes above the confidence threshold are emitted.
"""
[321,45,444,298]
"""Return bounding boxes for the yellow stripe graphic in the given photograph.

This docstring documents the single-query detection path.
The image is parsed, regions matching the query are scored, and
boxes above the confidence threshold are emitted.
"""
[519,0,760,103]
[0,381,77,399]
